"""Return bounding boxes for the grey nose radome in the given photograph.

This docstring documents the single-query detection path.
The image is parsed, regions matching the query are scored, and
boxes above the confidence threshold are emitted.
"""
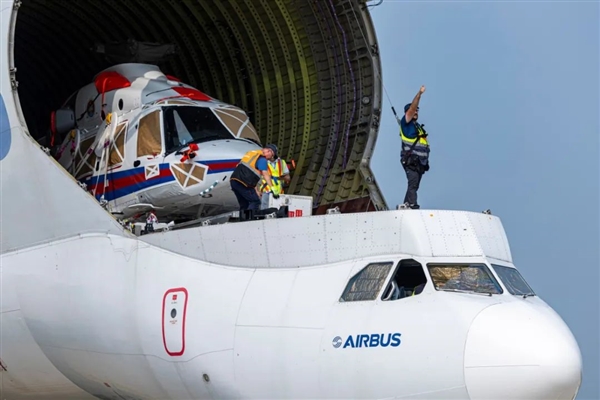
[464,302,582,400]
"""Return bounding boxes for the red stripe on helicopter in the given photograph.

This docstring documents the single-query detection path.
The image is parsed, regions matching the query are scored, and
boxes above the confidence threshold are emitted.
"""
[87,167,173,196]
[83,160,239,198]
[202,160,239,172]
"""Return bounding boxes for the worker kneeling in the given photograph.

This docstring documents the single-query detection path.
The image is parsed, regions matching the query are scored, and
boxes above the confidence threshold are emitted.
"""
[230,144,280,220]
[258,148,291,210]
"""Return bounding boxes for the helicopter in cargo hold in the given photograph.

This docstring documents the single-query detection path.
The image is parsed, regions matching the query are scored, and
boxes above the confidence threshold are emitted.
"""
[50,63,262,220]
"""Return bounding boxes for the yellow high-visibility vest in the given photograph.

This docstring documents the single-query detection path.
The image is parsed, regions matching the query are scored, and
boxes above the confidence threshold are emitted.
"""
[400,122,430,162]
[400,123,429,148]
[260,158,287,194]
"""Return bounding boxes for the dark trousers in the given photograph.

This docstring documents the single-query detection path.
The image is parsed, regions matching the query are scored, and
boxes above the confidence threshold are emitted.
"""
[403,165,424,208]
[231,180,260,216]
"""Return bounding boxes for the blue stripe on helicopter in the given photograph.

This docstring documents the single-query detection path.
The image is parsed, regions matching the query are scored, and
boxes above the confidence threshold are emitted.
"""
[81,159,239,202]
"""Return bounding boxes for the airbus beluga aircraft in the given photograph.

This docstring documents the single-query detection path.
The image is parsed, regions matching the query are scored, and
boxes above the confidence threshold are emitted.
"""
[50,63,263,220]
[0,0,583,399]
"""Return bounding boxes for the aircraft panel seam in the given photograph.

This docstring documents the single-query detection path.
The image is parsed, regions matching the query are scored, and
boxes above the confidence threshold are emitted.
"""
[235,325,322,330]
[1,232,131,256]
[37,343,233,364]
[232,268,257,386]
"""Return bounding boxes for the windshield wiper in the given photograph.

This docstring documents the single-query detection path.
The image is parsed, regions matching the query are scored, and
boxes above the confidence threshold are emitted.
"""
[521,293,536,298]
[168,144,189,156]
[439,288,493,297]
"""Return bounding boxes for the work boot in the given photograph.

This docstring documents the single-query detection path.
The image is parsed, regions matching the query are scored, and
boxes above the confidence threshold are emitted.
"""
[398,202,420,210]
[276,206,289,218]
[399,202,417,210]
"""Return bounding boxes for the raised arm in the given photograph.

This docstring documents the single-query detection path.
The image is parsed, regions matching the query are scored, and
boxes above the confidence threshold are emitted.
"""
[405,85,425,123]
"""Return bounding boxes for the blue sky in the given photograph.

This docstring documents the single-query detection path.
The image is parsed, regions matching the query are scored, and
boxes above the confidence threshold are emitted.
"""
[369,1,599,398]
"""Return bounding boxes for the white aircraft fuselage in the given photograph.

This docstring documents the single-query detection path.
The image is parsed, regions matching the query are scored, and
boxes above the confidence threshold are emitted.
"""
[0,2,582,400]
[0,210,584,400]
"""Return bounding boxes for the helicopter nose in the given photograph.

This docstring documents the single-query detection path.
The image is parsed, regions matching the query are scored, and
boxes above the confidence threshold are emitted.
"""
[464,302,582,400]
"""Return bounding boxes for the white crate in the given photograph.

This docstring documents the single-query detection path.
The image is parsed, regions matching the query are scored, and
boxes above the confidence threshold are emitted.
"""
[267,194,313,217]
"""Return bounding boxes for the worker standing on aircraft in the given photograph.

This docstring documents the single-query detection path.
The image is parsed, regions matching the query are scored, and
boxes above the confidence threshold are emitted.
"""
[145,210,158,233]
[258,146,290,210]
[230,144,280,220]
[398,85,430,209]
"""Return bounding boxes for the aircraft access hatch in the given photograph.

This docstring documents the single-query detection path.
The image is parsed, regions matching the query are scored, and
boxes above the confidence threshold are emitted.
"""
[12,0,387,215]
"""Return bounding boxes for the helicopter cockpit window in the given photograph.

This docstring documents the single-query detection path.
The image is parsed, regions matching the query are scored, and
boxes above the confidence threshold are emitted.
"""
[381,259,428,301]
[163,106,234,155]
[427,263,503,295]
[137,110,162,158]
[340,262,393,302]
[491,264,535,296]
[213,107,261,143]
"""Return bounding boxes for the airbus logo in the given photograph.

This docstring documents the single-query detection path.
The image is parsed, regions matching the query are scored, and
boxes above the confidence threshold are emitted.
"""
[332,333,402,349]
[332,336,343,348]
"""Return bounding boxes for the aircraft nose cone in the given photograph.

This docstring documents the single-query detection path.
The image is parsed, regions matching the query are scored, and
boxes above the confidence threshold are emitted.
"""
[464,302,582,400]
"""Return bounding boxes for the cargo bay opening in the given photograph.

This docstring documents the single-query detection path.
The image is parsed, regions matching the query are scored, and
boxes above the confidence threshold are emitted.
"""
[11,0,388,217]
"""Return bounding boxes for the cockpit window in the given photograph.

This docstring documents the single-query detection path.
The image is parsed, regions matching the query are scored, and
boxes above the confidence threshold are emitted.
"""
[382,259,428,301]
[427,263,503,295]
[163,106,234,155]
[340,262,393,302]
[491,264,535,296]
